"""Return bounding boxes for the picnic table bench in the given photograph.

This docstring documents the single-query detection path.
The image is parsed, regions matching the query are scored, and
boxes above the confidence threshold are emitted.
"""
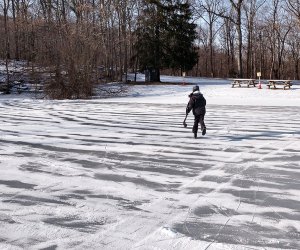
[231,79,257,88]
[266,80,292,90]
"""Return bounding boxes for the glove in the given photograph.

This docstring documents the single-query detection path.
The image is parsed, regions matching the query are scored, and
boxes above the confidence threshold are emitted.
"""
[186,107,190,115]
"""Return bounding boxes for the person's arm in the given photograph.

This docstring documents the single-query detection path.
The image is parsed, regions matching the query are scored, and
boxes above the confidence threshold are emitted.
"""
[186,97,194,114]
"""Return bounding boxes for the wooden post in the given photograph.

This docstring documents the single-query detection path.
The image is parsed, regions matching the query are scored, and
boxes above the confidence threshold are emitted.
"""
[182,71,186,85]
[257,72,262,89]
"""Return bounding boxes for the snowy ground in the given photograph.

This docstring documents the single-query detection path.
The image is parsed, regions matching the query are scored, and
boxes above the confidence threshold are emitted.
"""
[0,77,300,249]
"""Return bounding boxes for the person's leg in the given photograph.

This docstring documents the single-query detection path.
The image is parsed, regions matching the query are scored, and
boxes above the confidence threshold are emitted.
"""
[200,114,206,135]
[193,116,200,138]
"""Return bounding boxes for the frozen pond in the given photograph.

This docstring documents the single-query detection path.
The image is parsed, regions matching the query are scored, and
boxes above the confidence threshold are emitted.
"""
[0,97,299,249]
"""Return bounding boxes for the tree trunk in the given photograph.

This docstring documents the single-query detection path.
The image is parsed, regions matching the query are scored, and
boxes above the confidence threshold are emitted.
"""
[3,0,11,94]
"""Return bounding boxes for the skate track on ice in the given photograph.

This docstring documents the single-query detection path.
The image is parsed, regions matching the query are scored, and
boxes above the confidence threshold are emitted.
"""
[0,99,299,249]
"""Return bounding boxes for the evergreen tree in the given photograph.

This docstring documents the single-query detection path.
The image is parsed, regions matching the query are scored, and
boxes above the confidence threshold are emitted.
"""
[162,1,198,73]
[134,0,163,82]
[134,0,198,81]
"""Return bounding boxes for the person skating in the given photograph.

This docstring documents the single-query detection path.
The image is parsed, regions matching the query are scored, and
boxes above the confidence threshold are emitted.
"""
[186,85,206,138]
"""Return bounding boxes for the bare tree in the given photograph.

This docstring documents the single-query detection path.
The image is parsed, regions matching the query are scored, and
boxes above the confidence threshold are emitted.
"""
[287,27,300,79]
[212,0,245,77]
[195,0,222,77]
[229,0,244,77]
[1,0,11,93]
[286,0,300,24]
[220,12,237,77]
[264,0,292,79]
[244,0,266,77]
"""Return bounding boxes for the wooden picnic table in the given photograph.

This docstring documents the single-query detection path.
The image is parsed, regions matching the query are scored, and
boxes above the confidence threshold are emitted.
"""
[231,79,257,88]
[266,80,292,90]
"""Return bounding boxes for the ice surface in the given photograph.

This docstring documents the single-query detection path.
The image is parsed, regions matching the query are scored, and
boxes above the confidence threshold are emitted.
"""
[0,77,299,249]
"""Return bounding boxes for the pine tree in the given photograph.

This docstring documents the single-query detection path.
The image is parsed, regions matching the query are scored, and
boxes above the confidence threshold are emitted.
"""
[162,1,198,73]
[134,0,198,81]
[134,0,163,82]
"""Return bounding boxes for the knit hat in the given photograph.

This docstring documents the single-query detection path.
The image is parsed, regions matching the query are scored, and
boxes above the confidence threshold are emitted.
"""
[193,85,199,92]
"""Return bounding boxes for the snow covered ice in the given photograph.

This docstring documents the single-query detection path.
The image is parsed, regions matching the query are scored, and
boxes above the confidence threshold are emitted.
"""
[0,77,300,249]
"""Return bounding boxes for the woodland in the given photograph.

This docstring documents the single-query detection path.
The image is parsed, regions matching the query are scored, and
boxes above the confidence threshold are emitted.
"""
[1,0,300,98]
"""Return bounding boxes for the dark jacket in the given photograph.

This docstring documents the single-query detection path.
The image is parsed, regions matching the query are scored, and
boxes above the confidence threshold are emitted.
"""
[186,91,206,116]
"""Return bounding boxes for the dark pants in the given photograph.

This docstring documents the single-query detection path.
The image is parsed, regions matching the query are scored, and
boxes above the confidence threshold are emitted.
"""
[193,114,206,135]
